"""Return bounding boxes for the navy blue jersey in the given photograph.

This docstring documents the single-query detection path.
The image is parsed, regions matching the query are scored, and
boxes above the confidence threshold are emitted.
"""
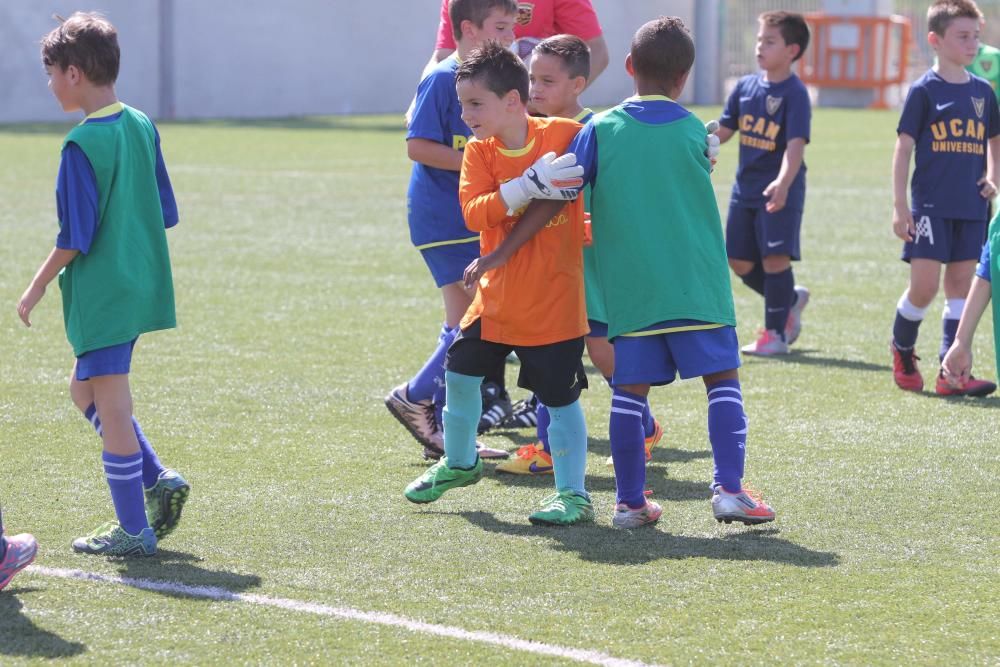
[898,69,1000,221]
[56,110,177,254]
[719,73,811,209]
[406,55,476,249]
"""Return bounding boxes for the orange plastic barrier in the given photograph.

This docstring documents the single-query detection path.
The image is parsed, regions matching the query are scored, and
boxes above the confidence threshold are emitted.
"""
[799,14,912,109]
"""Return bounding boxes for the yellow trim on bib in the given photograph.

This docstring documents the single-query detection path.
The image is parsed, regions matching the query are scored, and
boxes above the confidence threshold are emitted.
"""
[415,236,481,251]
[620,323,724,337]
[84,102,124,122]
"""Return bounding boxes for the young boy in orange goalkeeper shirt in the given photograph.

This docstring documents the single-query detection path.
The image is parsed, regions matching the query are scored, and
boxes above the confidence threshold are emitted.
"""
[404,41,593,525]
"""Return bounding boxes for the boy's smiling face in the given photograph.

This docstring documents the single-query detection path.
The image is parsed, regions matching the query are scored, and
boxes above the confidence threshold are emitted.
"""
[529,52,585,117]
[457,76,513,140]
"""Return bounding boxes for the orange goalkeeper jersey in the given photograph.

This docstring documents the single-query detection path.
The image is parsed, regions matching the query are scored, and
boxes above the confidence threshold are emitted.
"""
[459,115,587,346]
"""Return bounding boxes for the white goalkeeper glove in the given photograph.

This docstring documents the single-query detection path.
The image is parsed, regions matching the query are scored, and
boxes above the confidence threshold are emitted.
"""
[705,120,720,171]
[499,151,584,215]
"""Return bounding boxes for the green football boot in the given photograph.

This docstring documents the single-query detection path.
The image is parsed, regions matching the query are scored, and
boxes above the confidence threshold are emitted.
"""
[144,469,190,540]
[72,522,157,557]
[404,457,483,504]
[528,489,595,526]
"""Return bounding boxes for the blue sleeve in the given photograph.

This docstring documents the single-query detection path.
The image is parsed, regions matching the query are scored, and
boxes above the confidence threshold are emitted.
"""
[567,121,598,190]
[786,85,811,142]
[55,142,99,254]
[154,125,179,228]
[406,70,449,144]
[897,84,927,139]
[719,80,741,130]
[977,240,991,282]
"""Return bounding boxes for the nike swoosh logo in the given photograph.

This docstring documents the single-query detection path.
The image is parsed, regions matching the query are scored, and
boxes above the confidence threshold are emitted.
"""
[936,102,955,111]
[529,463,553,473]
[739,96,753,102]
[767,240,783,247]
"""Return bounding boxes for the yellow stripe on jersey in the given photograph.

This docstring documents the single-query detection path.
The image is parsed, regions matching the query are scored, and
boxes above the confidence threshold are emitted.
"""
[82,101,124,123]
[497,137,536,158]
[415,235,480,251]
[620,323,724,337]
[573,108,595,123]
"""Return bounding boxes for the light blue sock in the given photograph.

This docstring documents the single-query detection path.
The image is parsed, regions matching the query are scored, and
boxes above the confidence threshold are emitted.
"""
[442,371,483,469]
[103,451,149,535]
[547,401,588,498]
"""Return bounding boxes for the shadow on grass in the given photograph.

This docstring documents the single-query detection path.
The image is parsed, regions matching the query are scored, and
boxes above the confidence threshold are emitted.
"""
[483,466,711,501]
[744,348,890,373]
[454,511,840,567]
[920,392,1000,408]
[0,587,86,658]
[117,549,262,600]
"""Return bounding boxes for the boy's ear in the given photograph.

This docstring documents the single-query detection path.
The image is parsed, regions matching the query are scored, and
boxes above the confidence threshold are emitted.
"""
[927,30,940,50]
[459,18,475,41]
[624,53,635,77]
[571,75,587,96]
[505,88,522,110]
[65,64,82,85]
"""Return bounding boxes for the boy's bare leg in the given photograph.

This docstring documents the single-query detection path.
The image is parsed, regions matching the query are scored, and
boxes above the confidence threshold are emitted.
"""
[90,374,139,456]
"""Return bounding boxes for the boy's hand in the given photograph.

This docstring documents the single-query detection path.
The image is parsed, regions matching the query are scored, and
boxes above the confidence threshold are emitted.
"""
[705,120,720,170]
[463,251,507,290]
[17,283,45,327]
[977,175,997,199]
[499,151,583,214]
[941,341,972,388]
[892,206,915,242]
[763,179,788,213]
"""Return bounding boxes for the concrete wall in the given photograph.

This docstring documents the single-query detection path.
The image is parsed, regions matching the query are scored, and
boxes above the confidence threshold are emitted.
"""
[0,0,709,123]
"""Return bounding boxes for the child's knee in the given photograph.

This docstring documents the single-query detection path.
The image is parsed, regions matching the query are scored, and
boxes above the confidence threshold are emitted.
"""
[69,374,93,413]
[728,258,754,275]
[762,255,791,273]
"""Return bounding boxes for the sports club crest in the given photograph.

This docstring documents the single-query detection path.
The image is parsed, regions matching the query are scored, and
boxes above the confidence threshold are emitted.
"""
[972,96,985,119]
[517,2,534,26]
[981,59,994,73]
[766,95,783,115]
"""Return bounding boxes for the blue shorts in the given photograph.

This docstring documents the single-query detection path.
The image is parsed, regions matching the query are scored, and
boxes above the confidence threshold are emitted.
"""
[75,338,137,381]
[612,325,740,386]
[586,319,608,338]
[726,201,803,261]
[902,216,986,264]
[419,241,480,288]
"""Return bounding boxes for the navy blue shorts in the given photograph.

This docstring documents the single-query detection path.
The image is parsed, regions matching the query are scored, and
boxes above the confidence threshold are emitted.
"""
[726,201,803,261]
[419,240,480,287]
[612,325,740,386]
[586,319,608,338]
[902,216,987,264]
[76,338,138,381]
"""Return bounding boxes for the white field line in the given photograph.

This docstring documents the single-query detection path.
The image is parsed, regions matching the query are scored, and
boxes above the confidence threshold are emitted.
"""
[28,566,660,667]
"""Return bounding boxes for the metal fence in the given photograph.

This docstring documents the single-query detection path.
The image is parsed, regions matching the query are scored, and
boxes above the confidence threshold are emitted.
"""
[722,0,1000,82]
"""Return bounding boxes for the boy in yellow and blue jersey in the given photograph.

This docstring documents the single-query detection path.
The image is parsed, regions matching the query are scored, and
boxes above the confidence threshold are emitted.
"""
[18,13,189,556]
[385,0,516,460]
[495,34,664,476]
[715,11,812,356]
[890,0,1000,396]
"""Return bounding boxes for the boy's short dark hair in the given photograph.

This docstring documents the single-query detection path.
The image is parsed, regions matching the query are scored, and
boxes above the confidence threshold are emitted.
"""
[455,41,529,103]
[40,12,119,86]
[759,11,810,62]
[533,34,591,81]
[630,17,694,87]
[449,0,518,42]
[927,0,983,36]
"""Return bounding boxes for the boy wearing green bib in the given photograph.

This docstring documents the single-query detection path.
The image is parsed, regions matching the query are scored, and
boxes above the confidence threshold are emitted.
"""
[18,13,189,556]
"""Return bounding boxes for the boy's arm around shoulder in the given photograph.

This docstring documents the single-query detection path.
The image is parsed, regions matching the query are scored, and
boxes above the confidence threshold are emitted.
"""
[459,141,514,232]
[463,199,567,289]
